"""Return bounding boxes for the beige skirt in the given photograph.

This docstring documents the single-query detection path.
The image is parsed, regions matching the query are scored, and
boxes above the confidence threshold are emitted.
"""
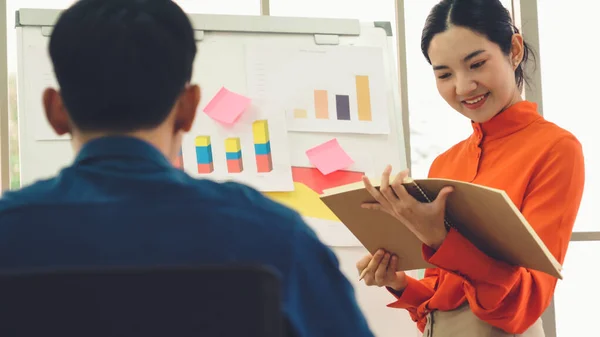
[422,303,545,337]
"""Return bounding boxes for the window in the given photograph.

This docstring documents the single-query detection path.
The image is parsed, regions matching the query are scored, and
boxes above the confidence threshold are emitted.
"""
[553,241,600,337]
[537,0,597,232]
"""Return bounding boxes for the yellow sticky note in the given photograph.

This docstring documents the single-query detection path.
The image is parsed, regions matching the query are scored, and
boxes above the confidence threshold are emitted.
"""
[265,182,339,221]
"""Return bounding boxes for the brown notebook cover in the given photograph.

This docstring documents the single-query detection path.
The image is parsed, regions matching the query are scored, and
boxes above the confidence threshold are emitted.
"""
[320,177,562,279]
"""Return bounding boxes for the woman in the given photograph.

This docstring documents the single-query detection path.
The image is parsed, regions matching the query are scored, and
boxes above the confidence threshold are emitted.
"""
[355,0,585,336]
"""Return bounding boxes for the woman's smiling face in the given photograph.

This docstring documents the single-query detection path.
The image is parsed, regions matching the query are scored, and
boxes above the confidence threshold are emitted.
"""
[427,25,524,123]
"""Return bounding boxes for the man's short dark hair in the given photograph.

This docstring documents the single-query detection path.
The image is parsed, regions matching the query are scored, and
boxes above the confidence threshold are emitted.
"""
[49,0,197,132]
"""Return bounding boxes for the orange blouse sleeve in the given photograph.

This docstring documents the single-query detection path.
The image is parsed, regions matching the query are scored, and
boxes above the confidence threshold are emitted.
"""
[385,268,439,320]
[421,136,585,334]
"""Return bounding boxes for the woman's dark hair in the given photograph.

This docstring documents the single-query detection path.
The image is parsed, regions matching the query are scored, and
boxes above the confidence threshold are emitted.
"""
[421,0,535,90]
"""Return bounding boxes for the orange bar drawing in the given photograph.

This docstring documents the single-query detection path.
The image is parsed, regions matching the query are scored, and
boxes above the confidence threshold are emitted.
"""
[355,75,372,121]
[314,90,329,119]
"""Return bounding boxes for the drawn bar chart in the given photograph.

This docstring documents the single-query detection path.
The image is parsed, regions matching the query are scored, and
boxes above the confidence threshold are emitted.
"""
[225,137,244,173]
[296,75,373,122]
[246,45,389,135]
[195,136,214,173]
[252,120,273,173]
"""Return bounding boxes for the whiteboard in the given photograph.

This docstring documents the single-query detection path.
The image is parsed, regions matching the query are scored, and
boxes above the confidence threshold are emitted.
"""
[16,9,417,336]
[15,9,407,188]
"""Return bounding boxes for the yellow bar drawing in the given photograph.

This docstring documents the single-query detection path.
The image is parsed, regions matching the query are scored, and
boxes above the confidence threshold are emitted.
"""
[314,90,329,119]
[195,135,211,147]
[252,120,270,144]
[294,109,307,118]
[225,137,242,153]
[355,75,372,121]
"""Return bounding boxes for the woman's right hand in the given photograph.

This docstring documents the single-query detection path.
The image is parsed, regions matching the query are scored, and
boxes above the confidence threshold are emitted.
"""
[356,249,408,291]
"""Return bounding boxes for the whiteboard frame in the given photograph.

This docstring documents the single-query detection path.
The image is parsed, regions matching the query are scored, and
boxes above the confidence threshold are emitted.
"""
[16,8,362,35]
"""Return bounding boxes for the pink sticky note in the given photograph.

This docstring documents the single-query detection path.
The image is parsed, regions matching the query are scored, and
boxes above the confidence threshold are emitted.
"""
[306,139,354,175]
[203,87,251,124]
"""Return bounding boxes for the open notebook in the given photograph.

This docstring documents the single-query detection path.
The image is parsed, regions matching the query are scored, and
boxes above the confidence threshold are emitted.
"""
[320,177,562,279]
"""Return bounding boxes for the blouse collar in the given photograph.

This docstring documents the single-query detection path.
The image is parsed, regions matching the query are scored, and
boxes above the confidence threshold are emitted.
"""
[471,100,541,142]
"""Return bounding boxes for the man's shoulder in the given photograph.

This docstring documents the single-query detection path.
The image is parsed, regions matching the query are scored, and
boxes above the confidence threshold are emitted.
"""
[1,170,303,226]
[0,175,63,213]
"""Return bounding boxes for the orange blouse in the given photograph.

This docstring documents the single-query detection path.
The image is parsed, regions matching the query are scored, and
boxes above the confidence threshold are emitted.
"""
[387,101,585,334]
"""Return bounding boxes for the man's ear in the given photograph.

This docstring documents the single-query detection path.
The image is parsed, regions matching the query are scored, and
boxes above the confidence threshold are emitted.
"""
[174,84,201,133]
[43,88,71,136]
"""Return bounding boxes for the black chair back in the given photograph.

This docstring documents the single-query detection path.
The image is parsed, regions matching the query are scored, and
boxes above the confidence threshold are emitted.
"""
[0,265,284,337]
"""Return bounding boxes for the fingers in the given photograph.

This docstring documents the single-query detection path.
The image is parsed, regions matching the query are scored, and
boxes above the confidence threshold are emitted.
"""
[390,169,414,204]
[380,165,392,188]
[355,254,372,274]
[386,255,398,281]
[374,252,391,284]
[379,165,398,202]
[361,203,394,217]
[360,249,396,287]
[433,185,454,208]
[363,166,422,218]
[360,203,383,211]
[391,169,404,185]
[358,250,383,284]
[362,176,392,209]
[363,249,384,279]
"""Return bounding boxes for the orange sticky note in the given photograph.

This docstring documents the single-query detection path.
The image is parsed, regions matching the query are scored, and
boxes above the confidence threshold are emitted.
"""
[306,139,354,175]
[203,87,251,124]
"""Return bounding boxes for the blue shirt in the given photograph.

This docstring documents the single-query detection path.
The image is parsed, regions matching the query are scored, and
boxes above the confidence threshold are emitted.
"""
[0,136,373,337]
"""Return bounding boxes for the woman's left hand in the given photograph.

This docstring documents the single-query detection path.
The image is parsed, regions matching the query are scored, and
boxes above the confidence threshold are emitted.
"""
[361,165,454,250]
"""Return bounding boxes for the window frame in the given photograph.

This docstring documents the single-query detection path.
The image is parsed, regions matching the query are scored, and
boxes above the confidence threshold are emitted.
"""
[0,0,8,192]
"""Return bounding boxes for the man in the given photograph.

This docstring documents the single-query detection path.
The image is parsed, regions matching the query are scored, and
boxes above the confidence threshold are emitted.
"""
[0,1,373,336]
